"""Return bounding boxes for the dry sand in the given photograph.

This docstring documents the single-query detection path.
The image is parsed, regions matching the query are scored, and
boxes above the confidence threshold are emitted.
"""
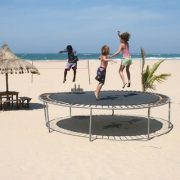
[0,59,180,180]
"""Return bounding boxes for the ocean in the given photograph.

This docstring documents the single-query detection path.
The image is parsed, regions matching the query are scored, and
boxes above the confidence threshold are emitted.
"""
[16,53,180,61]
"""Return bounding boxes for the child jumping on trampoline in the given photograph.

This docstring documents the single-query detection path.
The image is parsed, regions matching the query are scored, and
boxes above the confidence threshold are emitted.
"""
[110,31,132,88]
[95,45,116,100]
[59,45,78,83]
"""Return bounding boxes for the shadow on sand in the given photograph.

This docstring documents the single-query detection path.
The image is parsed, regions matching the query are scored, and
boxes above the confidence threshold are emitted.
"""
[48,115,173,141]
[28,103,44,110]
[1,103,44,111]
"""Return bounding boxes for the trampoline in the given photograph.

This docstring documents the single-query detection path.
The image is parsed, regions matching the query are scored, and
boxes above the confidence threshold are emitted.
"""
[39,90,172,141]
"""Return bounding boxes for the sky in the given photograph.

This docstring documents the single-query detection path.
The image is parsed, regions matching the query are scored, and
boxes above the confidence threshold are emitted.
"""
[0,0,180,53]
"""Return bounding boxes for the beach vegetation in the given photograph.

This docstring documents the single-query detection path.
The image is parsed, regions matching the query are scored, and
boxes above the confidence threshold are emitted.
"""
[141,48,171,91]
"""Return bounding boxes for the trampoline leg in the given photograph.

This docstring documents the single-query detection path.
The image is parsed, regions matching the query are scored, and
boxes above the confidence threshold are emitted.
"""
[147,107,150,140]
[168,101,171,128]
[70,105,72,118]
[43,102,48,127]
[112,109,114,116]
[89,108,92,142]
[45,102,51,133]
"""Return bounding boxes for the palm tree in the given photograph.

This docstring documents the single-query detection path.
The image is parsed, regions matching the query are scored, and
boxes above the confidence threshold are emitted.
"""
[141,48,146,91]
[141,48,171,92]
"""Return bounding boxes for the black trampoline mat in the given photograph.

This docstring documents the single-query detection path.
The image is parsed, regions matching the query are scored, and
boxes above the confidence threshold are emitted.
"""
[48,91,161,106]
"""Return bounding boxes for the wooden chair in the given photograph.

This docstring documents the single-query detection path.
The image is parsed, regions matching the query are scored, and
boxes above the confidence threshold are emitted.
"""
[19,97,32,108]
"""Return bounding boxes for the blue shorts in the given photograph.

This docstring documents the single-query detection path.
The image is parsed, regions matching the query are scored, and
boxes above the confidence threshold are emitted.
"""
[95,67,106,84]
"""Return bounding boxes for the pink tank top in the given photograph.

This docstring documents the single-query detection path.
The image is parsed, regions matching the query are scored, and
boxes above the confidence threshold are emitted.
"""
[122,43,131,58]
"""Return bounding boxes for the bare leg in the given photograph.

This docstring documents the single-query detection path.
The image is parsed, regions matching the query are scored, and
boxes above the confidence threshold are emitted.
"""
[95,83,103,99]
[126,65,131,87]
[72,68,76,82]
[63,69,68,83]
[119,64,126,88]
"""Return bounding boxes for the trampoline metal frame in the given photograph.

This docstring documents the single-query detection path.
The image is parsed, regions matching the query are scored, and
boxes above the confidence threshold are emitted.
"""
[40,91,171,141]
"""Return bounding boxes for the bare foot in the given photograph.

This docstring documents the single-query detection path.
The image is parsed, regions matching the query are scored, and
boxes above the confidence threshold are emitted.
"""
[127,82,131,87]
[122,83,127,88]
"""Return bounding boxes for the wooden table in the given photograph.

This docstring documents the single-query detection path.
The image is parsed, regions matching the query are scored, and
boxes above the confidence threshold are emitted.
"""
[0,91,19,109]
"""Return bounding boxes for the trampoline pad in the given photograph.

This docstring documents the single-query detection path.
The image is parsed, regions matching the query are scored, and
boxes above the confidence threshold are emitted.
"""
[48,91,161,106]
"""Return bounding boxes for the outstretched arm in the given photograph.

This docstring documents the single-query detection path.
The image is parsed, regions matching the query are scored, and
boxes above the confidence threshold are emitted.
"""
[102,56,117,63]
[117,31,121,38]
[59,49,67,53]
[107,58,117,63]
[110,44,124,58]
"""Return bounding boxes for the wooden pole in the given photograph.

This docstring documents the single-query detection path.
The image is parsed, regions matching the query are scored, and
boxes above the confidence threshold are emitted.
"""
[31,60,34,83]
[140,48,145,91]
[5,73,9,92]
[87,60,91,85]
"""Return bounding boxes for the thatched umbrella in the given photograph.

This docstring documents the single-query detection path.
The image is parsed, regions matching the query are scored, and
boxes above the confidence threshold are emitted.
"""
[0,43,40,92]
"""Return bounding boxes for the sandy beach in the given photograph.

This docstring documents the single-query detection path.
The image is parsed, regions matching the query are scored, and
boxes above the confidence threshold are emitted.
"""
[0,59,180,180]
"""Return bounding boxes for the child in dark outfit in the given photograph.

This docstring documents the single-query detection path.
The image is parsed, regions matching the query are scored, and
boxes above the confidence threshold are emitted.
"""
[59,45,78,83]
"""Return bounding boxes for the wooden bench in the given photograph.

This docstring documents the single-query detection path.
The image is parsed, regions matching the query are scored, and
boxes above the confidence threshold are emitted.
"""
[19,97,32,108]
[0,99,10,110]
[0,99,21,110]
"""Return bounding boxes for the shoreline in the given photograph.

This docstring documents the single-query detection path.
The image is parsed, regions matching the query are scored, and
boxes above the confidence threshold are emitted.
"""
[28,58,180,63]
